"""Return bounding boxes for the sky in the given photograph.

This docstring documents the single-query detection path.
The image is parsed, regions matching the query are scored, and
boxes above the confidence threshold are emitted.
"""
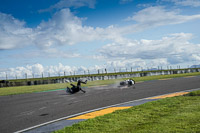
[0,0,200,79]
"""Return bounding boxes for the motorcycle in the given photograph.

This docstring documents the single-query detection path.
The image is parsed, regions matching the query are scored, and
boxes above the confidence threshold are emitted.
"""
[119,79,135,88]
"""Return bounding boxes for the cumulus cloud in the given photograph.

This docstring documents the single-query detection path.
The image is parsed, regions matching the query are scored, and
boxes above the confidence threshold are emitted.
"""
[162,0,200,7]
[0,63,44,79]
[1,32,200,80]
[0,59,169,79]
[125,6,200,27]
[0,63,100,79]
[31,64,44,74]
[97,33,200,67]
[1,6,200,51]
[104,58,169,71]
[34,8,106,47]
[0,12,33,50]
[39,0,96,12]
[1,6,200,64]
[0,10,81,58]
[2,9,112,50]
[122,6,200,35]
[0,8,123,51]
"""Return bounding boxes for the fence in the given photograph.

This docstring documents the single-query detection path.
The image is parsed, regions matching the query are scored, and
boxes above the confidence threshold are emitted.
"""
[1,65,193,80]
[0,67,200,88]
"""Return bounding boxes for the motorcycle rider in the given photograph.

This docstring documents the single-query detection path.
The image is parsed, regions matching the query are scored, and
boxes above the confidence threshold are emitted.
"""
[67,79,87,94]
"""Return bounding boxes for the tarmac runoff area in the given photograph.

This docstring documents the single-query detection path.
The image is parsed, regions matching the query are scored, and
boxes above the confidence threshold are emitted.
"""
[17,88,200,133]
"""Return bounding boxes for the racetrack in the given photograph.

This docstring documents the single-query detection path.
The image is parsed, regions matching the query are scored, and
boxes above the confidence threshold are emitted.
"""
[0,76,200,133]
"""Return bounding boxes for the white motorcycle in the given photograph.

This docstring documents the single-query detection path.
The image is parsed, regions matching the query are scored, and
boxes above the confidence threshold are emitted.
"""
[119,79,135,88]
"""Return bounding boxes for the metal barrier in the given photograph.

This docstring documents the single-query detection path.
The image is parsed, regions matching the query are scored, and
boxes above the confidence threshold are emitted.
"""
[0,68,200,88]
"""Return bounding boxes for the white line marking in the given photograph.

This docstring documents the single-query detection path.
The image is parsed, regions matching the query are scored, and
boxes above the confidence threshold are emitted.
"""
[14,98,151,133]
[15,88,200,133]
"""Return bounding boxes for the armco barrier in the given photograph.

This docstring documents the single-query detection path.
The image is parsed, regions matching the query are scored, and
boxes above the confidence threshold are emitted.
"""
[0,68,200,88]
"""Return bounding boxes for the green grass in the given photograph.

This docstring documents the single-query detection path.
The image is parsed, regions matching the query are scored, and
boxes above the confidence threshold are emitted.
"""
[54,90,200,133]
[0,72,200,96]
[0,83,68,96]
[185,90,200,96]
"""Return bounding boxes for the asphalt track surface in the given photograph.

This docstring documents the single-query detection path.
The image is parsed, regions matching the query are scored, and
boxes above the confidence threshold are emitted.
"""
[0,76,200,133]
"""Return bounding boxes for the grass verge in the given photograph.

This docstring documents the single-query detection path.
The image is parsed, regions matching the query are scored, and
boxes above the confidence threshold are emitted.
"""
[0,72,200,96]
[54,90,200,133]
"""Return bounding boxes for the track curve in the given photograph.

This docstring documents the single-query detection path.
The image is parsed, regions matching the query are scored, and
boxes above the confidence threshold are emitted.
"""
[0,76,200,133]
